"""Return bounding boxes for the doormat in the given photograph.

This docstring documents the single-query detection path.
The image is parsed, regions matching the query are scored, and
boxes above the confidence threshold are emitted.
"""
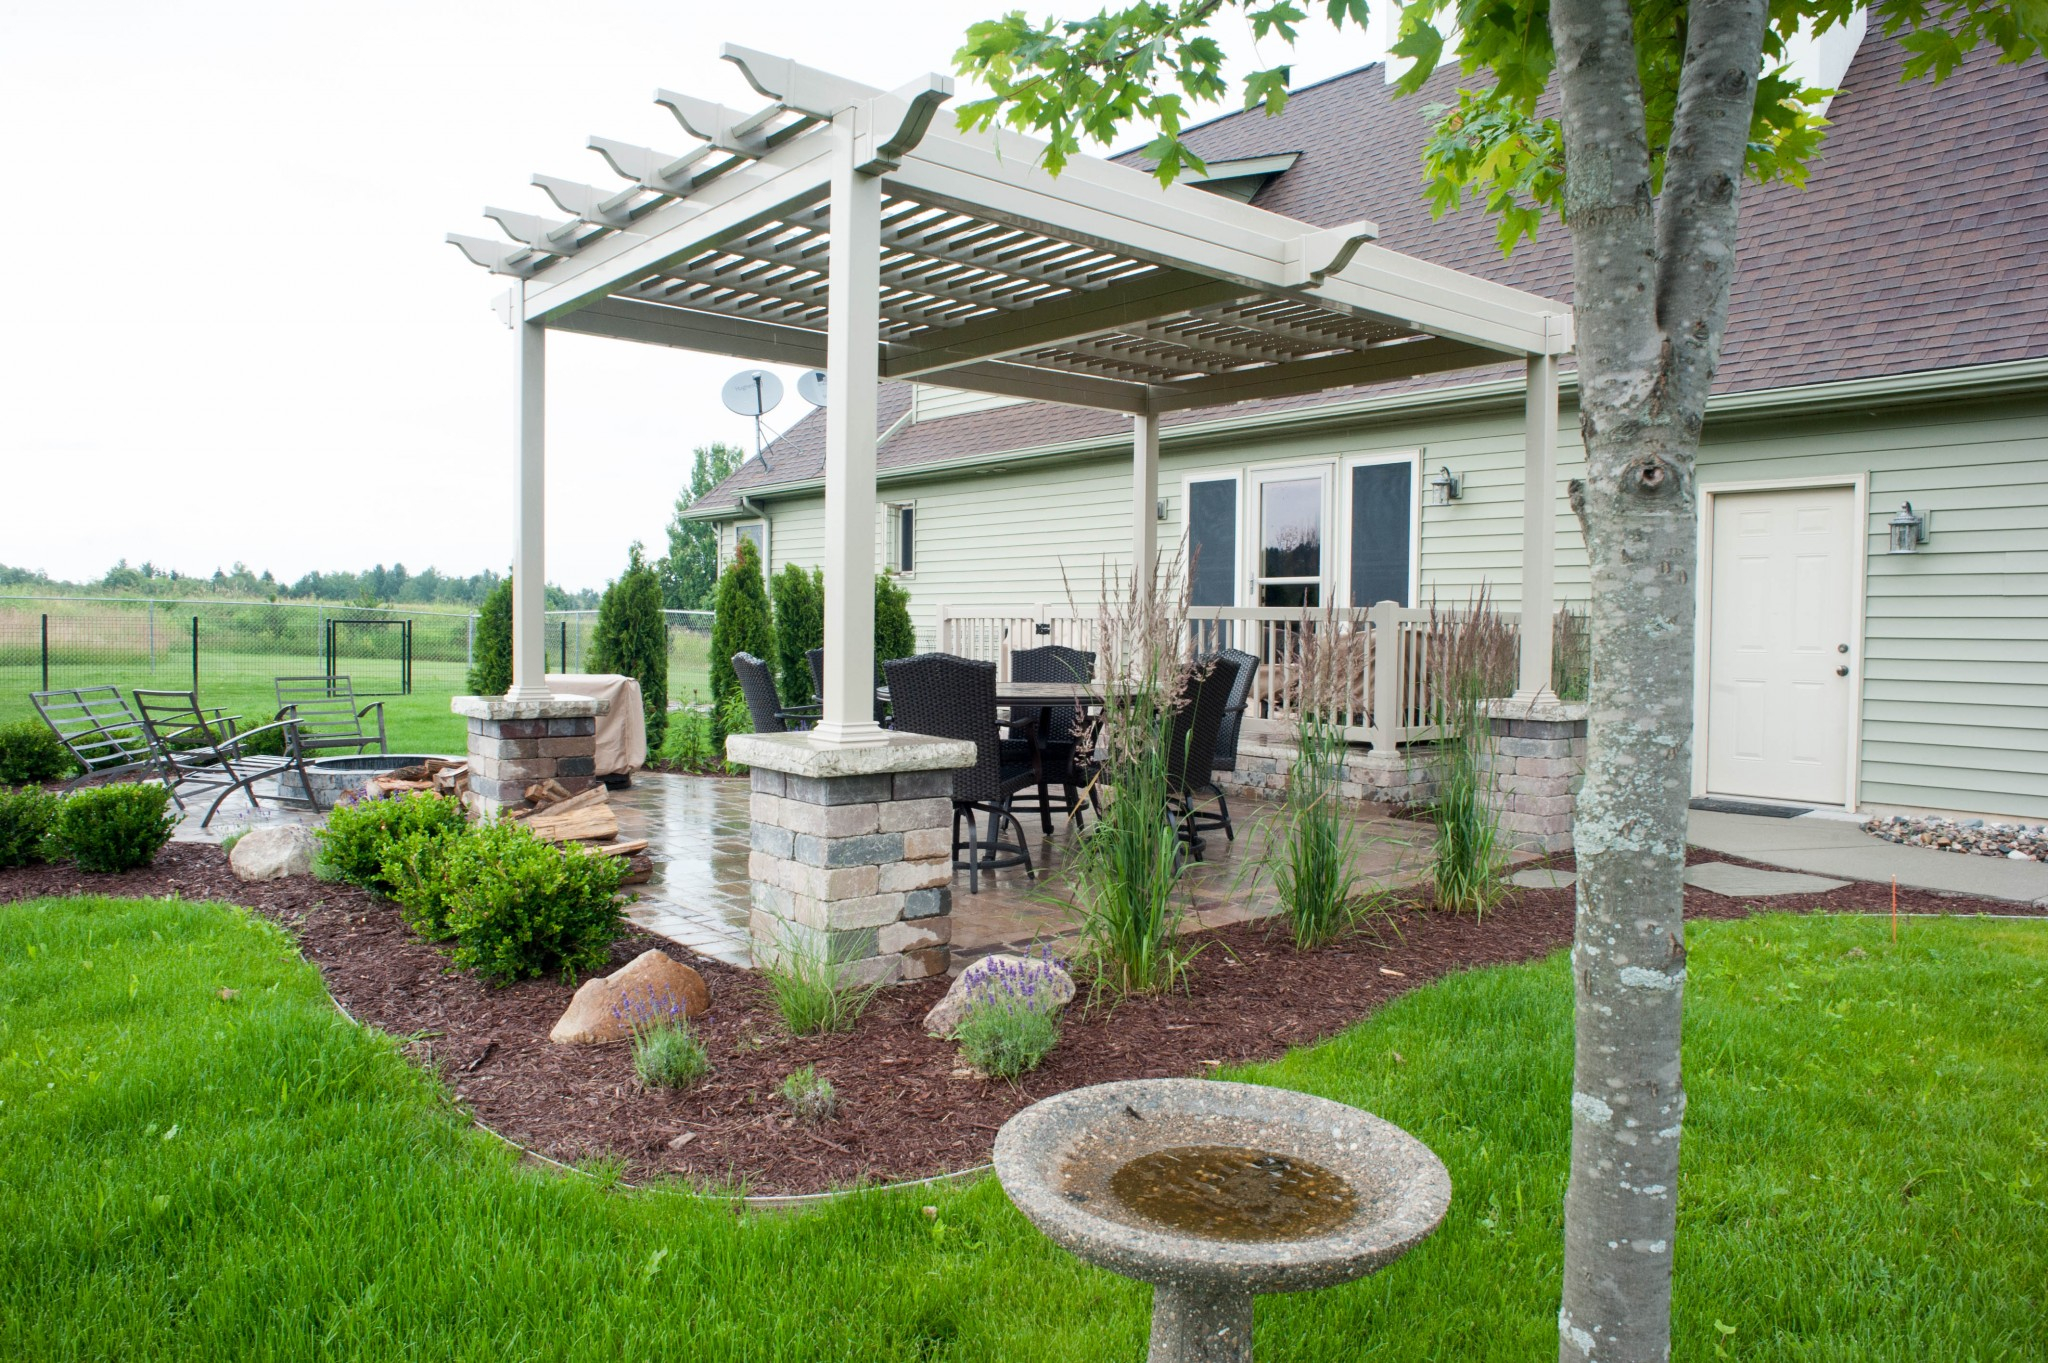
[1689,798,1811,819]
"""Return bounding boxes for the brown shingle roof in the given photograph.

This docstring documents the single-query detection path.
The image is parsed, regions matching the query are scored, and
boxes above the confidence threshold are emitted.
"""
[696,34,2048,512]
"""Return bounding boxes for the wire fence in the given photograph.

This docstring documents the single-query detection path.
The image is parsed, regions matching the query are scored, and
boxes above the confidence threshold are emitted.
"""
[543,609,716,703]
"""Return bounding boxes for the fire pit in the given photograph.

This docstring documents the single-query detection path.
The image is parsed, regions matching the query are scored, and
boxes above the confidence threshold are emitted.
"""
[994,1078,1449,1362]
[279,754,454,808]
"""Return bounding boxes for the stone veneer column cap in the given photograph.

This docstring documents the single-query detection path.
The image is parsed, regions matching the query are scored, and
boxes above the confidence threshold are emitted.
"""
[451,694,607,721]
[728,730,977,778]
[1483,697,1589,724]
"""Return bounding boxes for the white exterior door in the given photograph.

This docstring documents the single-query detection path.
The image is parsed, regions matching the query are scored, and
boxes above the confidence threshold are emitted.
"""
[1705,485,1858,804]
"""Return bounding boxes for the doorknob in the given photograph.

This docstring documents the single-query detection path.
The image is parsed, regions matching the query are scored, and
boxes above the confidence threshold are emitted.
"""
[1836,664,1850,676]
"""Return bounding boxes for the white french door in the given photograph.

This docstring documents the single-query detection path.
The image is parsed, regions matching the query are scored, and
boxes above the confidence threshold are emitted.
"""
[1248,465,1332,608]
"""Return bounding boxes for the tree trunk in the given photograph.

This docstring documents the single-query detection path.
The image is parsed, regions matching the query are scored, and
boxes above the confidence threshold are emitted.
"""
[1547,0,1767,1358]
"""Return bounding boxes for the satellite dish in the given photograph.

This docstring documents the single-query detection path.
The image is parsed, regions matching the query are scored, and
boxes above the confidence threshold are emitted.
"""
[796,369,828,406]
[720,369,783,417]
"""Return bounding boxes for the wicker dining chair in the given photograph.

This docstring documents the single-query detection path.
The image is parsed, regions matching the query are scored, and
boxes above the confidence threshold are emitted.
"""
[732,652,819,733]
[883,652,1040,893]
[1188,647,1259,841]
[1164,654,1241,859]
[1007,644,1097,834]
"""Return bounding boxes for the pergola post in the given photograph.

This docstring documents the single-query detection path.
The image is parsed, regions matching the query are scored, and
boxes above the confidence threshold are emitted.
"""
[1514,352,1559,700]
[812,123,886,747]
[1131,412,1159,600]
[509,310,551,701]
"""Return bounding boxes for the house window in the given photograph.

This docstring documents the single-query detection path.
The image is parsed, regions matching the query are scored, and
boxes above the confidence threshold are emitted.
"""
[1251,466,1330,608]
[889,503,916,574]
[735,521,766,564]
[1344,455,1418,607]
[1186,476,1238,606]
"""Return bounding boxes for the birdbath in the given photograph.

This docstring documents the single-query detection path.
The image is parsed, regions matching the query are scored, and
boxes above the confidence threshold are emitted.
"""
[994,1078,1450,1363]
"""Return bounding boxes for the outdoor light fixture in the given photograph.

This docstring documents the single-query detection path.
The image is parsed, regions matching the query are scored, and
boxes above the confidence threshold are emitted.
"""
[1888,502,1930,554]
[1157,497,1170,521]
[1427,465,1463,505]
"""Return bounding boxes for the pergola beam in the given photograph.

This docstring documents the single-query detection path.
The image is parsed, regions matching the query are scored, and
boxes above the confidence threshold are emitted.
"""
[1146,336,1498,412]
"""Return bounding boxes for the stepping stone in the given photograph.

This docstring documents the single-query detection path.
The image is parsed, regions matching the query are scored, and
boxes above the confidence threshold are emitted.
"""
[1509,867,1577,889]
[1682,862,1848,898]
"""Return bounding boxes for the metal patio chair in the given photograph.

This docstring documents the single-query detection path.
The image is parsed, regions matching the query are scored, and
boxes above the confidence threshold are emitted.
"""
[31,686,168,788]
[733,653,819,733]
[273,675,388,756]
[1007,644,1097,835]
[884,652,1039,893]
[132,689,319,828]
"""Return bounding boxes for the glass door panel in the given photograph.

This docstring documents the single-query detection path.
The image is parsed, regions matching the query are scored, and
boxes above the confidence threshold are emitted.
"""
[1252,469,1329,609]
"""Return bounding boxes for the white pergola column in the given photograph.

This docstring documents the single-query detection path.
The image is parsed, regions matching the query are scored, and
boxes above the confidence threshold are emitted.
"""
[508,311,551,700]
[1131,412,1159,599]
[812,124,886,746]
[1515,352,1559,700]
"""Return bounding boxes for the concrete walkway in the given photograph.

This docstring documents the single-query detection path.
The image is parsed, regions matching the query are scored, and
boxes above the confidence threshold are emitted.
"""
[1689,809,2048,906]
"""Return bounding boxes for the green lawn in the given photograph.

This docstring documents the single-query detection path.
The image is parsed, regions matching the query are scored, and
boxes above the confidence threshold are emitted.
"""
[1,899,2041,1361]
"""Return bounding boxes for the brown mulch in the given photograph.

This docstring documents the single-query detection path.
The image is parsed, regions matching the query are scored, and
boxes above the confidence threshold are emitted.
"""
[2,842,2039,1196]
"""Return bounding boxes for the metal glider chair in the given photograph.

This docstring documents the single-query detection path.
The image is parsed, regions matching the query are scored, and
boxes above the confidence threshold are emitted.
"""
[132,689,320,828]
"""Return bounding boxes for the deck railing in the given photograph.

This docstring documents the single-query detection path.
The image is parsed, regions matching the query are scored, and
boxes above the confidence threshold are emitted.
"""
[935,601,1521,751]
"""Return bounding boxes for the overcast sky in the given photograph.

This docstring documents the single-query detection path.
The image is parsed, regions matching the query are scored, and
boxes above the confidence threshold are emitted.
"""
[0,2,1386,593]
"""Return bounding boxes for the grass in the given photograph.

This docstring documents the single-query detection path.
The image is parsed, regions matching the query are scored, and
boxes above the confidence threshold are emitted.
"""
[1,896,2042,1360]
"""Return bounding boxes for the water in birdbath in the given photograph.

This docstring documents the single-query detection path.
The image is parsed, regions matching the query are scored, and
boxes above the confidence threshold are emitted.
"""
[1103,1145,1357,1242]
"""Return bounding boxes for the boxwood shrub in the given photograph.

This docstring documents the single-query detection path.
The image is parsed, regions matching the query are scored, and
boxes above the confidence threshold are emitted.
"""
[317,792,466,892]
[0,720,75,786]
[0,786,62,869]
[44,784,179,873]
[440,821,627,985]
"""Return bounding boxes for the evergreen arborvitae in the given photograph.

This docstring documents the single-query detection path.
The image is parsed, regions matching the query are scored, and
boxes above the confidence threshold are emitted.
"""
[708,538,774,746]
[590,543,671,752]
[467,576,514,696]
[874,572,917,682]
[770,563,825,707]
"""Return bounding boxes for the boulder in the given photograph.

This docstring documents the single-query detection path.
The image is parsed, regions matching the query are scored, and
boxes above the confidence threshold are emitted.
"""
[922,952,1075,1038]
[550,949,710,1045]
[229,824,319,881]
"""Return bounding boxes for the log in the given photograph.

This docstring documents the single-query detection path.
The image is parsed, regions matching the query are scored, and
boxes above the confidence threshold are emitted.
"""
[593,838,648,857]
[524,803,619,844]
[618,853,654,886]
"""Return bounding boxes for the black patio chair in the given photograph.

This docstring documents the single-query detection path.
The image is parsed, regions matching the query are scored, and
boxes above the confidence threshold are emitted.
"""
[1164,654,1240,859]
[31,686,167,788]
[732,652,819,733]
[273,675,388,756]
[884,652,1040,894]
[1188,647,1259,841]
[132,689,319,829]
[1008,644,1097,834]
[808,645,893,727]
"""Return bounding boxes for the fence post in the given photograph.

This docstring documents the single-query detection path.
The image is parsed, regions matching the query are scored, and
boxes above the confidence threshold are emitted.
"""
[40,614,49,690]
[1369,601,1400,751]
[148,605,156,672]
[191,616,200,694]
[466,614,476,670]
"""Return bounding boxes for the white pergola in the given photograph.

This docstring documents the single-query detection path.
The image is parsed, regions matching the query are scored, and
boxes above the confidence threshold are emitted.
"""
[450,45,1574,748]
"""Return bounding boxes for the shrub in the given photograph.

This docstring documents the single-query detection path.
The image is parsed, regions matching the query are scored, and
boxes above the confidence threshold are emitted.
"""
[758,922,884,1035]
[380,827,465,940]
[659,704,721,774]
[708,538,773,749]
[954,997,1061,1080]
[874,572,916,681]
[632,1019,712,1089]
[770,563,824,708]
[231,712,290,758]
[467,576,514,696]
[590,543,670,752]
[440,822,627,985]
[0,786,61,869]
[778,1065,838,1122]
[1425,591,1513,917]
[45,784,179,873]
[317,792,467,893]
[0,720,75,785]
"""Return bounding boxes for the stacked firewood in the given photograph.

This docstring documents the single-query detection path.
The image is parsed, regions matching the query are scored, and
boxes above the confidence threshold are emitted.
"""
[370,757,465,799]
[504,781,653,886]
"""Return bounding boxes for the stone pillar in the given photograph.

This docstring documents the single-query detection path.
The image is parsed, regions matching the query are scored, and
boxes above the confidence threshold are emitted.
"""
[452,693,605,817]
[730,730,976,985]
[1485,697,1588,853]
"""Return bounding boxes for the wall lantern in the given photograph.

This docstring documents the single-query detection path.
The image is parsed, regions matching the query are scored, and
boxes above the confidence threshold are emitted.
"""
[1427,465,1463,505]
[1887,501,1930,554]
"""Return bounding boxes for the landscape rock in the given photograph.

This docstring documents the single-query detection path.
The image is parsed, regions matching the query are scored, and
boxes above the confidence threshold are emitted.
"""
[228,824,319,881]
[549,949,710,1045]
[922,952,1074,1037]
[1865,815,2045,862]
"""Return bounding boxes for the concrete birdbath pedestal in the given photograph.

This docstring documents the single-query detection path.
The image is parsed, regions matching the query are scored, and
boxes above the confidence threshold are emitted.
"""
[994,1078,1450,1363]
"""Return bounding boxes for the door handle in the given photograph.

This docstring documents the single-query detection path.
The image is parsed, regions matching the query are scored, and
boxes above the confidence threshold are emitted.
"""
[1836,665,1850,677]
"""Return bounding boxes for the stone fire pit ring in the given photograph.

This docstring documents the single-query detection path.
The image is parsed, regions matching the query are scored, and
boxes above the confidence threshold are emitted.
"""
[279,754,457,808]
[995,1078,1450,1361]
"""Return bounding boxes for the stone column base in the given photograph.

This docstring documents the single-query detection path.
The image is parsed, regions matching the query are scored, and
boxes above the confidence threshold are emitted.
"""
[730,730,977,986]
[1482,698,1588,853]
[451,694,608,817]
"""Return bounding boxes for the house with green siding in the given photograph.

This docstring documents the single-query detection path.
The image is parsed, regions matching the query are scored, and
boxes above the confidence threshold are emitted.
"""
[688,32,2048,823]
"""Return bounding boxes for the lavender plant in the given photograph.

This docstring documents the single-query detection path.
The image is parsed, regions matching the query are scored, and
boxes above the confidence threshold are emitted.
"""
[618,986,711,1089]
[950,950,1067,1079]
[777,1065,838,1123]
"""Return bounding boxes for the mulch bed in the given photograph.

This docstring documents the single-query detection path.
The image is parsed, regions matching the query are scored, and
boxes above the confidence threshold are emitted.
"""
[3,842,2039,1196]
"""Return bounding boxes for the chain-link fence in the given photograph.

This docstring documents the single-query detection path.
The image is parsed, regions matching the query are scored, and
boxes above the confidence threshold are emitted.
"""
[543,609,715,703]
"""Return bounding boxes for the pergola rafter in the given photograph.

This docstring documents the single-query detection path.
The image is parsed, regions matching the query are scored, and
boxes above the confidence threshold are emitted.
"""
[448,43,1573,746]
